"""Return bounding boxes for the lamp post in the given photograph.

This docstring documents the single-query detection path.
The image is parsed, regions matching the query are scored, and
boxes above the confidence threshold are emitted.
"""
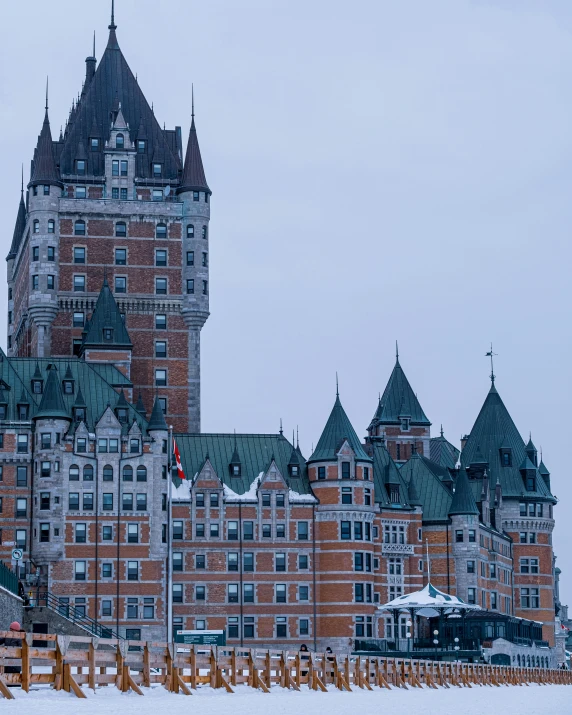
[454,636,460,657]
[433,629,439,650]
[406,620,412,655]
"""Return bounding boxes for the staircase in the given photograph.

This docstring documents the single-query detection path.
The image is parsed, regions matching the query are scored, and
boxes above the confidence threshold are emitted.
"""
[26,591,123,640]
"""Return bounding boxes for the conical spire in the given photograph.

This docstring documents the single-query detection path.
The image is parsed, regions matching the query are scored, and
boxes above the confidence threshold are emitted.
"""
[309,393,371,463]
[81,277,132,350]
[73,385,87,408]
[147,394,168,431]
[177,92,210,194]
[34,365,70,421]
[7,187,26,259]
[135,392,147,417]
[229,432,241,468]
[448,469,479,516]
[29,96,62,188]
[407,472,423,507]
[372,352,430,426]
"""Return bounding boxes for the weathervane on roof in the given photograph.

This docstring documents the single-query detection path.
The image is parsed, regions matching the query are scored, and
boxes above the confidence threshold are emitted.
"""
[485,343,497,384]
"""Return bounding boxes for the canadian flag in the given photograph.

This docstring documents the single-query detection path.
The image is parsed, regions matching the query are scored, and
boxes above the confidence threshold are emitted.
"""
[173,439,187,480]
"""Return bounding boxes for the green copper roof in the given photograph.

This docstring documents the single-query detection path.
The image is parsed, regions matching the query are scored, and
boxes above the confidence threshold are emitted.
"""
[461,382,554,501]
[539,460,550,476]
[147,395,168,431]
[372,356,430,426]
[34,364,70,421]
[400,455,453,522]
[370,442,409,507]
[81,277,133,350]
[308,394,371,463]
[430,431,460,469]
[448,468,479,516]
[173,433,311,495]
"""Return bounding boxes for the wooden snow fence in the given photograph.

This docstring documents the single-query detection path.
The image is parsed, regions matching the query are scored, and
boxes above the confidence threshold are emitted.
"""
[0,630,570,699]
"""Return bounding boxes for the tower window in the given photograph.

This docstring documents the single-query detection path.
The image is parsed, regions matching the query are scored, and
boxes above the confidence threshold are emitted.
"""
[155,314,167,330]
[47,275,55,290]
[341,461,350,479]
[90,138,99,151]
[187,251,194,266]
[205,193,209,204]
[74,247,86,264]
[202,252,208,267]
[116,133,124,149]
[155,341,167,358]
[115,221,127,237]
[186,279,194,294]
[155,278,167,295]
[33,220,39,233]
[114,277,126,294]
[43,185,50,195]
[32,246,39,261]
[193,191,199,202]
[155,369,167,386]
[120,160,128,176]
[187,224,194,238]
[48,220,55,234]
[115,248,127,265]
[202,280,208,295]
[202,225,208,239]
[137,140,145,153]
[73,275,86,292]
[155,249,167,267]
[47,246,55,261]
[32,275,39,290]
[74,220,86,236]
[153,163,162,178]
[73,312,84,328]
[156,223,167,239]
[401,418,410,431]
[76,160,86,175]
[112,160,119,176]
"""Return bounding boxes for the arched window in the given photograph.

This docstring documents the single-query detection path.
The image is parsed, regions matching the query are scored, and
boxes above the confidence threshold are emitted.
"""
[116,133,124,149]
[123,465,133,481]
[517,654,521,667]
[48,220,55,234]
[115,221,127,237]
[136,465,147,482]
[186,224,194,238]
[69,464,80,481]
[33,219,40,234]
[83,464,94,481]
[74,220,86,236]
[103,465,114,482]
[526,655,530,667]
[156,223,167,239]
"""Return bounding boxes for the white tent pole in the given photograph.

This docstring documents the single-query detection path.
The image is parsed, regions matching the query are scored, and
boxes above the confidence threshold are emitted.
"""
[426,538,430,582]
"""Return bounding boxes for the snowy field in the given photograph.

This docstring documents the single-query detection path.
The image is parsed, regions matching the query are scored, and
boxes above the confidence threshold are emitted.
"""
[2,683,570,715]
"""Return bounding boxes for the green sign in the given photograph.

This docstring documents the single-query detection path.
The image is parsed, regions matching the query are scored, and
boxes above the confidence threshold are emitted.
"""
[175,630,226,646]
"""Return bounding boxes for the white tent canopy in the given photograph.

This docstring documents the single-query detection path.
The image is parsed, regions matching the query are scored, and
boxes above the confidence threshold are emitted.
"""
[378,582,482,613]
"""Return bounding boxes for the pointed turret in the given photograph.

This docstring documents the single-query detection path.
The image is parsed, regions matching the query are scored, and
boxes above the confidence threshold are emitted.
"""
[34,365,70,421]
[539,460,551,491]
[407,466,423,507]
[7,189,26,260]
[525,436,538,466]
[309,393,371,463]
[371,352,430,427]
[177,103,210,194]
[29,104,62,189]
[81,277,132,351]
[135,392,147,417]
[147,394,168,432]
[448,469,479,517]
[229,434,242,475]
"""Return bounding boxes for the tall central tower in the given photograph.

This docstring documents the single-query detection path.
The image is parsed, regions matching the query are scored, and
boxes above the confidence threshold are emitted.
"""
[6,11,211,432]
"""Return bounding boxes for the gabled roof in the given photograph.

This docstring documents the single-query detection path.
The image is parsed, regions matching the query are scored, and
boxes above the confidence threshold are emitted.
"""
[173,433,311,495]
[429,429,460,469]
[59,25,181,180]
[448,468,479,516]
[81,278,132,350]
[460,382,554,501]
[373,356,430,426]
[29,109,62,188]
[369,442,409,507]
[34,365,70,421]
[177,115,210,194]
[7,192,26,260]
[308,394,371,463]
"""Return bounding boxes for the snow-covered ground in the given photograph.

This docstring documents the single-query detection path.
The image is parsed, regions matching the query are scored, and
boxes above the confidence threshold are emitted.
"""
[2,683,570,714]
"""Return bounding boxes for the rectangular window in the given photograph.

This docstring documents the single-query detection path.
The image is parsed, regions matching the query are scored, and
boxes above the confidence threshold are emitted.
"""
[155,278,167,295]
[152,189,163,201]
[173,521,183,539]
[243,521,254,540]
[275,553,286,572]
[276,584,287,603]
[47,275,55,289]
[228,553,238,572]
[127,524,138,543]
[73,275,86,292]
[74,247,86,264]
[186,250,194,266]
[227,520,238,540]
[243,553,254,572]
[299,554,308,570]
[120,160,128,176]
[467,588,476,605]
[228,584,239,603]
[155,341,167,358]
[136,493,147,511]
[69,492,80,510]
[73,312,85,327]
[40,492,50,510]
[75,523,86,543]
[354,521,363,540]
[196,586,206,601]
[467,560,475,574]
[156,314,167,330]
[39,523,50,543]
[155,369,167,386]
[468,530,476,543]
[47,245,55,260]
[341,521,351,540]
[299,585,309,601]
[355,583,364,602]
[121,188,128,200]
[153,163,162,177]
[114,276,126,294]
[297,521,309,540]
[83,492,94,510]
[342,487,352,504]
[102,600,112,617]
[210,523,219,538]
[244,584,254,602]
[173,585,183,603]
[318,466,326,480]
[341,461,351,478]
[102,493,113,511]
[75,561,86,580]
[455,530,464,543]
[102,563,112,578]
[127,561,138,581]
[112,187,119,199]
[186,279,194,294]
[112,160,119,176]
[115,248,127,265]
[155,249,167,267]
[173,553,183,571]
[195,523,205,537]
[262,524,271,538]
[276,523,285,538]
[228,618,239,639]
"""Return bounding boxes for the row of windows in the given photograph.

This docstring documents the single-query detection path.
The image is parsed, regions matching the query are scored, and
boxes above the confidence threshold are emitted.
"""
[72,312,170,331]
[71,246,208,268]
[172,583,311,605]
[32,219,55,234]
[172,520,310,541]
[39,522,142,545]
[341,520,372,541]
[455,529,477,543]
[67,492,148,512]
[62,274,208,297]
[519,502,547,517]
[174,617,306,640]
[173,552,310,572]
[71,437,142,454]
[72,220,207,239]
[341,487,372,506]
[74,559,142,581]
[316,462,370,480]
[68,463,146,481]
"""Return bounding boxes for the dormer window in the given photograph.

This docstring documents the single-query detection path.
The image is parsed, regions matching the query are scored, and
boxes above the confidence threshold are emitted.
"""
[390,486,400,504]
[103,328,114,342]
[290,465,299,477]
[116,408,128,424]
[153,163,162,178]
[18,405,29,420]
[62,380,74,395]
[526,475,536,492]
[76,160,86,176]
[137,140,146,153]
[74,407,86,423]
[116,133,124,149]
[32,380,43,395]
[341,461,351,479]
[90,138,99,151]
[401,418,410,431]
[500,449,512,467]
[0,404,7,420]
[232,464,241,477]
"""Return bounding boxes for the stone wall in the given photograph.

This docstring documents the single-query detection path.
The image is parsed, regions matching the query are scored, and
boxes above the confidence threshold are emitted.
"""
[0,585,24,630]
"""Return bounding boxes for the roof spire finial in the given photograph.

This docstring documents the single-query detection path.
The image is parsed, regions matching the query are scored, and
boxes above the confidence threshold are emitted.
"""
[21,164,24,195]
[440,424,444,437]
[395,340,399,363]
[109,0,116,30]
[93,31,96,58]
[292,429,295,447]
[485,343,497,384]
[279,418,283,435]
[45,76,49,113]
[192,83,195,120]
[335,372,339,398]
[297,425,299,448]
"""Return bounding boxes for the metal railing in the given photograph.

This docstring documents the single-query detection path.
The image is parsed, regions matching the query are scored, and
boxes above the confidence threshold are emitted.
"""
[36,591,123,640]
[0,561,19,596]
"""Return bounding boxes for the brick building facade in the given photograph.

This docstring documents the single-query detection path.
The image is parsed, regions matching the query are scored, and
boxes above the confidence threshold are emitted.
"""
[0,10,560,650]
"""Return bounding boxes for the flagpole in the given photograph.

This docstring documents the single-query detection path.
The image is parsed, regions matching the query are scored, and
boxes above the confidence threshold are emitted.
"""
[167,425,173,645]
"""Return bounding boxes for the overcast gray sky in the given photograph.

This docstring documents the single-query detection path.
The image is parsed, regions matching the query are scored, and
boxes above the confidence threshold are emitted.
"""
[1,0,571,600]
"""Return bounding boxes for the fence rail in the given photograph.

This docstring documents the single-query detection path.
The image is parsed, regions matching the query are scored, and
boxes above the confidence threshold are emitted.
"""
[0,630,570,700]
